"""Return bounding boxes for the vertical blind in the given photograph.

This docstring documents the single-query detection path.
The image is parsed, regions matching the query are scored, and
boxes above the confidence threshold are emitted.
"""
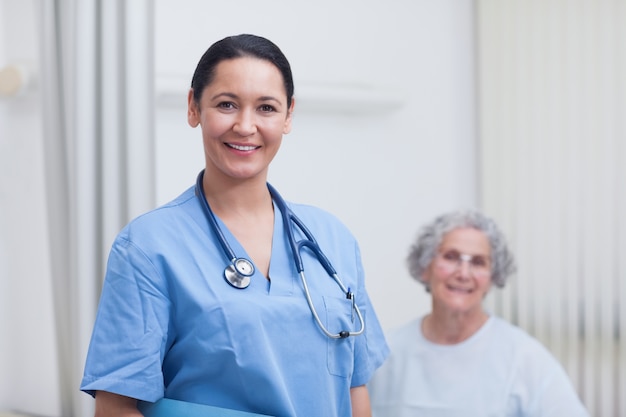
[476,1,625,416]
[37,1,155,415]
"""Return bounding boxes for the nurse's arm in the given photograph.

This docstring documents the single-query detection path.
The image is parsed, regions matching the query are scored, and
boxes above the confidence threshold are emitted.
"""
[350,385,372,417]
[94,390,143,417]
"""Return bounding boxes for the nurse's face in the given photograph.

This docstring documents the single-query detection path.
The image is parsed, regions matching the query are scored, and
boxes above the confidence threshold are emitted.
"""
[422,227,492,316]
[187,56,294,183]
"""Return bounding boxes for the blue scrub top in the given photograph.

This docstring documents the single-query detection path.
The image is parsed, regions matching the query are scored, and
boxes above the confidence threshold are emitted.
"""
[81,185,389,417]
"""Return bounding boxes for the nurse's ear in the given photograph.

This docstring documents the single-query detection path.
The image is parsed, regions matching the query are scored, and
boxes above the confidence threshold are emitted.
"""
[187,88,200,128]
[283,98,295,135]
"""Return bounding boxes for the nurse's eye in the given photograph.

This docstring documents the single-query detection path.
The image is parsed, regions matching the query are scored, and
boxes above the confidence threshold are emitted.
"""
[217,101,236,110]
[259,104,276,113]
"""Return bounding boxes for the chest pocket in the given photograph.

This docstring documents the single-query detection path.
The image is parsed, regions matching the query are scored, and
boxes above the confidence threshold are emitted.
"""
[324,295,356,378]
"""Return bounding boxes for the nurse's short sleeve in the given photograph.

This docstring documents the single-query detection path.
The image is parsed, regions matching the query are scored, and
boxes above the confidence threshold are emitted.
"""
[80,235,171,402]
[350,245,389,387]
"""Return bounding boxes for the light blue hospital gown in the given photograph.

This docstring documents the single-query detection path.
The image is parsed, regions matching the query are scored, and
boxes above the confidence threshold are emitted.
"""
[368,315,590,417]
[81,185,389,417]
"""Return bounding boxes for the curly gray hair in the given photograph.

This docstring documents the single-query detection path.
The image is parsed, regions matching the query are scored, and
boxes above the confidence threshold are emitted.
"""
[407,210,517,290]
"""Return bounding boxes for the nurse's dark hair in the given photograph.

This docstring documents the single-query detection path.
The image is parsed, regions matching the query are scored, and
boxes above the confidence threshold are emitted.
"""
[190,34,294,108]
[406,210,517,292]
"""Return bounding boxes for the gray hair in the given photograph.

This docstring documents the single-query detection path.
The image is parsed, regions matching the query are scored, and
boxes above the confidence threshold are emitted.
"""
[407,210,517,290]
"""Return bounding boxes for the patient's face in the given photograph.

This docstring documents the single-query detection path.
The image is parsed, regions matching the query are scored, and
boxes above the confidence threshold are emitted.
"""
[423,227,492,316]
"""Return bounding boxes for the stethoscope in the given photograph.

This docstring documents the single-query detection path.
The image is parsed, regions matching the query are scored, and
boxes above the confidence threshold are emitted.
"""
[195,170,365,339]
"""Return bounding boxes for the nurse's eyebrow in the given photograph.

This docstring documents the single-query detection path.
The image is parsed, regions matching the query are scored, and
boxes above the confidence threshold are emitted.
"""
[211,92,239,101]
[257,95,281,104]
[211,92,283,104]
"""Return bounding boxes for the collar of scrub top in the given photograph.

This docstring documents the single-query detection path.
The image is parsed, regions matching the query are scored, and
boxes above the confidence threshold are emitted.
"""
[195,169,365,339]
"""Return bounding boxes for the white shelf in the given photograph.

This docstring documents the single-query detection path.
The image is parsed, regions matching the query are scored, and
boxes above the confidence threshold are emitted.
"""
[155,75,406,115]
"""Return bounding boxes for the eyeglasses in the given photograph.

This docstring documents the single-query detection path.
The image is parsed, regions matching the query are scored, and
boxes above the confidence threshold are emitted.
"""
[435,249,491,277]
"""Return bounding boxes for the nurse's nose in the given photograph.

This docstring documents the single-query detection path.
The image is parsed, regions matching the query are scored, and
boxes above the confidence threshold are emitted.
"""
[233,108,257,136]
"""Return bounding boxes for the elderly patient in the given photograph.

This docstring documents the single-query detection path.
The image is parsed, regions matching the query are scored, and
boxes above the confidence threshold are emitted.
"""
[368,210,589,417]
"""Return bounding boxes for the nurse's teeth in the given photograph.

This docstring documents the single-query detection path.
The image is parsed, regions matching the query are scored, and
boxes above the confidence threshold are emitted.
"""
[228,144,257,151]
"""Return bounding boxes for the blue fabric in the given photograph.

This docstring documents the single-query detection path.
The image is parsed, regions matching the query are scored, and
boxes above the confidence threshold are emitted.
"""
[138,398,273,416]
[81,185,388,417]
[368,316,589,417]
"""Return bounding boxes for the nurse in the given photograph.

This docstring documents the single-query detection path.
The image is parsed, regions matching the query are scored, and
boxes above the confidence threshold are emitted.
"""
[81,34,389,417]
[368,210,589,417]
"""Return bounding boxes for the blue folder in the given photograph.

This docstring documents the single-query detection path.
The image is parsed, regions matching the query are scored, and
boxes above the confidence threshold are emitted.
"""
[138,398,274,417]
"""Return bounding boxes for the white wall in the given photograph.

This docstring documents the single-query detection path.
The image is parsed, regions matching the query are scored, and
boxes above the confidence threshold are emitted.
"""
[153,0,477,331]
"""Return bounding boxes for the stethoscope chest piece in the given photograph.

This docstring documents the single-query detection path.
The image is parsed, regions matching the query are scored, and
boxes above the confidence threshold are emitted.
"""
[224,258,254,289]
[195,170,365,338]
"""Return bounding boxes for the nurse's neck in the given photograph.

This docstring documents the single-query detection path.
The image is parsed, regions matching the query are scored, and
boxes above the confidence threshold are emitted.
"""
[204,174,272,219]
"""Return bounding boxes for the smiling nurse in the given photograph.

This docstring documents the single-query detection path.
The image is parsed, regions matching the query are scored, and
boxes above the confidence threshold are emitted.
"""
[80,34,388,417]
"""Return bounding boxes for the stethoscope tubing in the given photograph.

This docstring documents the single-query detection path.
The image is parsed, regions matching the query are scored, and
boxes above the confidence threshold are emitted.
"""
[297,269,365,339]
[195,170,364,338]
[267,183,364,338]
[266,183,336,275]
[196,172,242,268]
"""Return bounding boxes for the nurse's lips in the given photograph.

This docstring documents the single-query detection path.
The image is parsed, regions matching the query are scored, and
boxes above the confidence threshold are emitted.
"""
[226,143,260,151]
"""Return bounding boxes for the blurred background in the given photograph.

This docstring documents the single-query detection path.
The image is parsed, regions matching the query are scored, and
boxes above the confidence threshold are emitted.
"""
[0,0,623,416]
